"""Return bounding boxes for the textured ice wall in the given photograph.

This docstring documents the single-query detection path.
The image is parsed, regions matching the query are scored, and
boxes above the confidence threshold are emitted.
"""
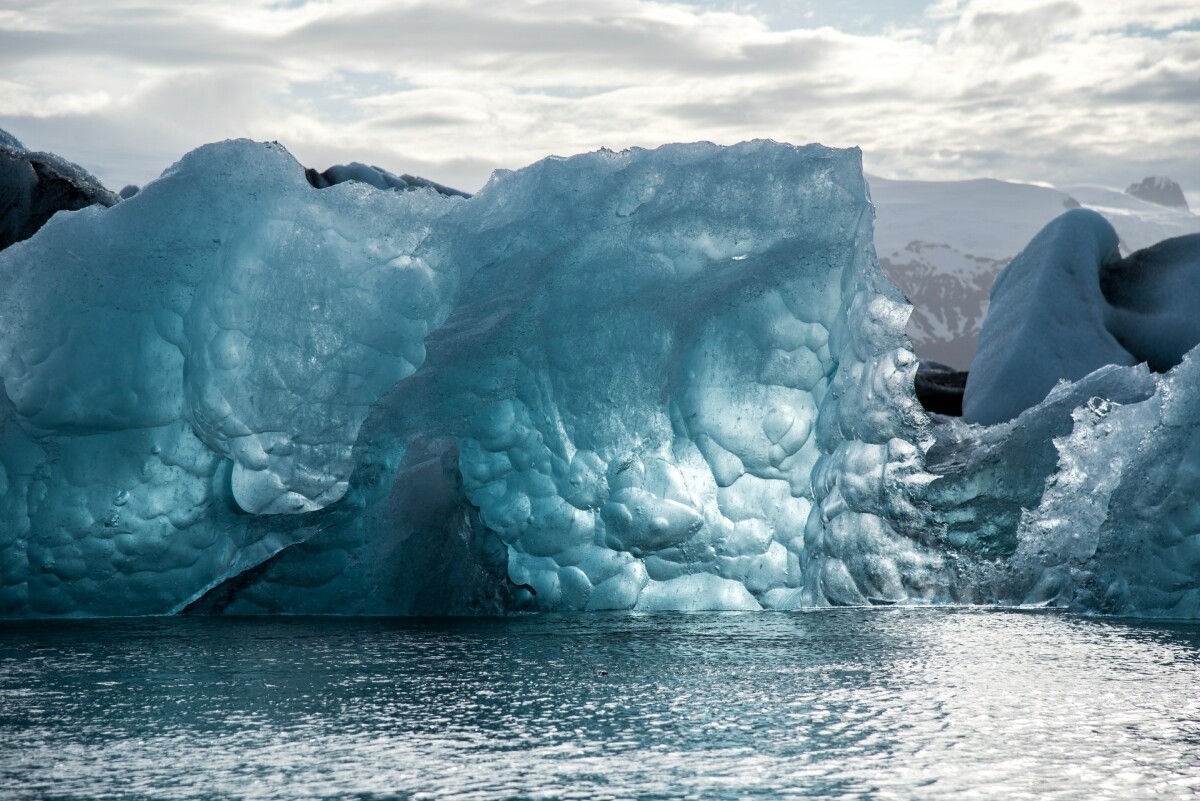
[0,138,950,616]
[923,356,1200,617]
[4,137,1198,619]
[190,141,950,614]
[0,141,463,615]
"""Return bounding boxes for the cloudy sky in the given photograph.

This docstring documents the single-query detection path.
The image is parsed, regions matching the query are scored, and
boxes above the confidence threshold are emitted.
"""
[1,0,1198,197]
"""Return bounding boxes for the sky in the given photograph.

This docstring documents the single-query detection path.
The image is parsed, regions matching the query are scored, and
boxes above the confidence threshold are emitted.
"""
[1,0,1198,199]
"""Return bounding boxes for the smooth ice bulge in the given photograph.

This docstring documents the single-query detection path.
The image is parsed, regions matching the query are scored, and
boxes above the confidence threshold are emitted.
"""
[963,210,1132,426]
[965,209,1200,425]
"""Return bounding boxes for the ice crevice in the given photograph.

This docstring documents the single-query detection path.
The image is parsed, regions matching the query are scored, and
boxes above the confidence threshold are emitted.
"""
[0,137,1198,618]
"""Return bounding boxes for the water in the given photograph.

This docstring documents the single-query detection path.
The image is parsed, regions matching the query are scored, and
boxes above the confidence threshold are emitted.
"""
[2,610,1199,800]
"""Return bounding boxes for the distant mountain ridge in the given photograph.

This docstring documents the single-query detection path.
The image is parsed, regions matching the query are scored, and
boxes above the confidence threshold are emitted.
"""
[871,174,1200,369]
[1126,176,1189,210]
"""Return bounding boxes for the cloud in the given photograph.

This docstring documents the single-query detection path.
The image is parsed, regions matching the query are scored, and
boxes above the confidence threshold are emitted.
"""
[950,2,1083,60]
[0,0,1197,197]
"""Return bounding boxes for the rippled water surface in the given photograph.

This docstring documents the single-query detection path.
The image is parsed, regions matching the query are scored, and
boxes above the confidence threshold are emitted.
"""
[2,610,1199,800]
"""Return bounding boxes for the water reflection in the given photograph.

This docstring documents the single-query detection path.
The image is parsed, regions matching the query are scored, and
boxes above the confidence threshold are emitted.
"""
[2,610,1198,800]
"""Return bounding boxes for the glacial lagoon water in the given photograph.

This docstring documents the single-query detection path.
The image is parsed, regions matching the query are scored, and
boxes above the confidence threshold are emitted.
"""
[2,610,1199,800]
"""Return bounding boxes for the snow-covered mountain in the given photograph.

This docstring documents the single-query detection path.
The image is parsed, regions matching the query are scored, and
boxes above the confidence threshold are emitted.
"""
[871,175,1200,369]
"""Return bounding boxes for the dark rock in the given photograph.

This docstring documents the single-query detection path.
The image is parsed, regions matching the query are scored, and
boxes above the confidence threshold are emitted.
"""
[119,184,140,199]
[1125,176,1189,210]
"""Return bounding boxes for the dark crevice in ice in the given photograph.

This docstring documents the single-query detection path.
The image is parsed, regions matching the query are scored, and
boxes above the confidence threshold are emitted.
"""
[915,361,967,416]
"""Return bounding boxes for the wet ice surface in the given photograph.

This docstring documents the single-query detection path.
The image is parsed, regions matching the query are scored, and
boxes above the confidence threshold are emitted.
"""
[2,610,1199,800]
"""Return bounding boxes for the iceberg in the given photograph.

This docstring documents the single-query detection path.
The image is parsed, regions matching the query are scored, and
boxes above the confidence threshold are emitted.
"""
[965,209,1200,425]
[963,209,1132,426]
[1,135,1198,619]
[305,161,471,198]
[0,138,940,616]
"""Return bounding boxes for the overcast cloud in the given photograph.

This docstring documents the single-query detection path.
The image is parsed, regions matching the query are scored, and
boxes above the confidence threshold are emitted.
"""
[1,0,1197,197]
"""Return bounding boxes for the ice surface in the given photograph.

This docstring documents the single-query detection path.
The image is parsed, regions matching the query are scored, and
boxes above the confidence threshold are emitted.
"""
[1,138,943,616]
[923,357,1200,617]
[965,210,1200,424]
[2,136,1199,619]
[197,142,947,615]
[963,210,1132,425]
[1104,233,1200,372]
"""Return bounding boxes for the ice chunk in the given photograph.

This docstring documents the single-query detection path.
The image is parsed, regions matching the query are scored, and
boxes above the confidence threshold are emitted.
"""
[9,134,1200,618]
[963,210,1132,425]
[966,210,1200,424]
[0,128,119,251]
[1,140,460,517]
[305,161,470,198]
[1103,233,1200,372]
[0,138,940,616]
[921,353,1200,618]
[17,136,1199,621]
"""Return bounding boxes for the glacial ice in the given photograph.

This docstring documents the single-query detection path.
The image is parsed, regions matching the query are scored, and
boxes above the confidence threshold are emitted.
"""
[963,209,1133,425]
[1,138,942,616]
[1104,232,1200,372]
[1,136,1199,619]
[305,161,470,198]
[965,209,1200,425]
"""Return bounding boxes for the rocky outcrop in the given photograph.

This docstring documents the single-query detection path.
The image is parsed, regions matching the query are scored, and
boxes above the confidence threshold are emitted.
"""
[1126,176,1189,210]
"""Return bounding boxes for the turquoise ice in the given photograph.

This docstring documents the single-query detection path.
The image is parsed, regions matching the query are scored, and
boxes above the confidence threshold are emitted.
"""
[2,137,1198,618]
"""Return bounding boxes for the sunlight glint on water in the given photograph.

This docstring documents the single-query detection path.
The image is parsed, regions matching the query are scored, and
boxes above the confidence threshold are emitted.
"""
[2,610,1199,800]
